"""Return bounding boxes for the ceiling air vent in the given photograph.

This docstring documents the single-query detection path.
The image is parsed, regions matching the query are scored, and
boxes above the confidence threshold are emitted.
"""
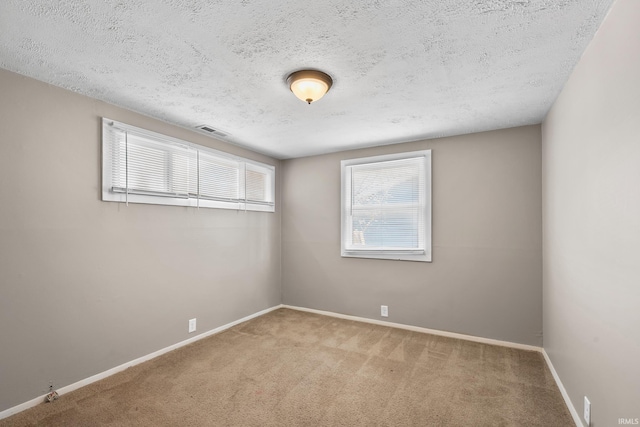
[196,125,229,138]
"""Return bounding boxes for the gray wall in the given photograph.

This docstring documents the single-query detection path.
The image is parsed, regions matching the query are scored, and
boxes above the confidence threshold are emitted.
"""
[282,126,543,346]
[0,69,281,412]
[542,0,640,425]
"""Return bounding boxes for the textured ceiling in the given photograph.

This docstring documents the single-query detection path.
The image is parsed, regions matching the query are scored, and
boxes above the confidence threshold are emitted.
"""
[0,0,614,159]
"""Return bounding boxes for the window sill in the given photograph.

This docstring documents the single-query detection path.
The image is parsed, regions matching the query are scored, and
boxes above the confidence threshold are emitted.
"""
[341,251,431,262]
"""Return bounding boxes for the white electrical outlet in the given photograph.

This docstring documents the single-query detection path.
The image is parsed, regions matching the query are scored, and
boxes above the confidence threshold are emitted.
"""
[188,318,197,333]
[584,396,591,425]
[381,305,389,317]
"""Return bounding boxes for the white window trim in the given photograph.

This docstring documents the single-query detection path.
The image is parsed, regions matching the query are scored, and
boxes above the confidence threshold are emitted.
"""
[102,118,275,212]
[341,150,432,262]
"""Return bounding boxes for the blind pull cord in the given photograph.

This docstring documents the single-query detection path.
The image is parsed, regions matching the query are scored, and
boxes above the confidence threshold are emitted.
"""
[125,130,129,207]
[243,167,247,213]
[196,151,200,210]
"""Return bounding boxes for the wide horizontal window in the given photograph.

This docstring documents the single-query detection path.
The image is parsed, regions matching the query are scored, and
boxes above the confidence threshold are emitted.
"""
[341,150,431,262]
[102,118,275,212]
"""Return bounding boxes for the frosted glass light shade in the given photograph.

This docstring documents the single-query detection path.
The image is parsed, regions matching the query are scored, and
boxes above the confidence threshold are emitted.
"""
[287,70,333,104]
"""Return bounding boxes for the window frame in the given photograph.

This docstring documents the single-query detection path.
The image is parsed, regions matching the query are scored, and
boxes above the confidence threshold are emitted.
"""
[102,118,275,212]
[340,150,432,262]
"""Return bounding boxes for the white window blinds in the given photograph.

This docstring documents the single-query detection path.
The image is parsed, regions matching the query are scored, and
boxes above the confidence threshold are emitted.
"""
[341,150,431,262]
[102,118,275,212]
[196,151,240,202]
[110,131,195,198]
[245,162,274,205]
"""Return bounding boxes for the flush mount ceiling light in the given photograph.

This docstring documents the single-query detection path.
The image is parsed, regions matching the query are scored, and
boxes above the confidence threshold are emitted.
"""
[287,70,333,105]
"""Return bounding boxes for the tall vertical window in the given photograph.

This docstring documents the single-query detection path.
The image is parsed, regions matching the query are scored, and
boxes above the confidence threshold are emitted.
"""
[102,118,275,212]
[341,150,431,262]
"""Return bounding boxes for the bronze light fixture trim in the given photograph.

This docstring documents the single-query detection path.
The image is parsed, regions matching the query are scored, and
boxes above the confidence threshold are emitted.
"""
[287,70,333,104]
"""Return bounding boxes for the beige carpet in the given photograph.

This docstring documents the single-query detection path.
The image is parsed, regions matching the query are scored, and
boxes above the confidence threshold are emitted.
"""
[1,308,573,426]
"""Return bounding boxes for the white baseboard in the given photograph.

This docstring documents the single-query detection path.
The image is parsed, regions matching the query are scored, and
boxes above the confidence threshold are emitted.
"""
[282,305,580,427]
[2,304,579,427]
[0,304,283,421]
[542,349,583,427]
[282,304,542,352]
[284,305,582,425]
